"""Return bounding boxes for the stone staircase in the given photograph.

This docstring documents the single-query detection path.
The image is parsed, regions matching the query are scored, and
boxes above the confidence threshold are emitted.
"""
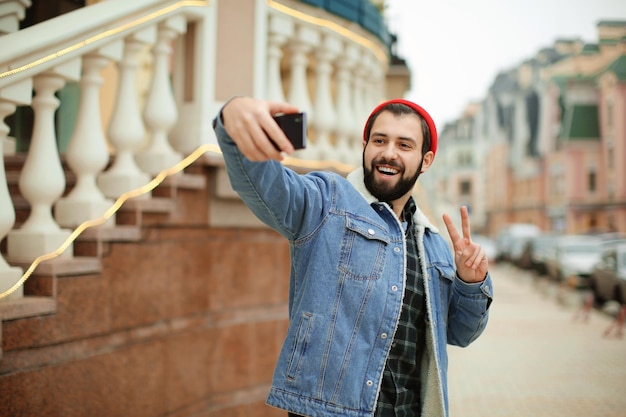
[0,153,208,351]
[0,154,289,416]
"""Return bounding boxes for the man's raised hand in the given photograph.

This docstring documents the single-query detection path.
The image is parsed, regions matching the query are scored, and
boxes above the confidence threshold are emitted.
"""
[442,206,489,283]
[222,97,299,161]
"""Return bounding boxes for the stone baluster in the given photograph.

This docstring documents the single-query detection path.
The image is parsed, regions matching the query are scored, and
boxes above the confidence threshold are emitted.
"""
[97,29,155,199]
[0,79,31,300]
[55,43,123,228]
[360,55,377,116]
[367,54,385,110]
[334,43,358,164]
[0,105,21,300]
[267,33,286,102]
[169,8,217,152]
[287,25,318,159]
[0,0,32,155]
[8,61,81,262]
[311,33,341,161]
[351,51,368,166]
[0,0,31,35]
[376,66,386,106]
[136,17,186,176]
[266,13,293,102]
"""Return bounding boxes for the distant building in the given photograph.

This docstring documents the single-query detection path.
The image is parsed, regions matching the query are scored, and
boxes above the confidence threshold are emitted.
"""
[428,20,626,237]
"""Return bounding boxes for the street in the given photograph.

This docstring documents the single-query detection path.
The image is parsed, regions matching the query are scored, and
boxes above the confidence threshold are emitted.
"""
[447,263,625,417]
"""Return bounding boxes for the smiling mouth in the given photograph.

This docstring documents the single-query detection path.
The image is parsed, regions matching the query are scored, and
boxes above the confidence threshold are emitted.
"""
[376,166,400,176]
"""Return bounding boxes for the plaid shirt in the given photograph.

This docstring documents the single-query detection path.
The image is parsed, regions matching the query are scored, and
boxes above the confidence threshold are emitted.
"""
[375,197,426,417]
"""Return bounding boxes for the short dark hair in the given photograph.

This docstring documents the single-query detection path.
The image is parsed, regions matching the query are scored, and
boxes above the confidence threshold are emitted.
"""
[363,103,432,156]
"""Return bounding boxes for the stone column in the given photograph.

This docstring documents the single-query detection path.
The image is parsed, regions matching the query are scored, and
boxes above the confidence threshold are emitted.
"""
[136,17,186,175]
[351,49,369,166]
[55,43,123,228]
[311,32,341,161]
[97,29,155,199]
[334,43,358,164]
[8,60,81,262]
[287,24,318,159]
[266,13,293,102]
[0,0,31,35]
[0,79,31,300]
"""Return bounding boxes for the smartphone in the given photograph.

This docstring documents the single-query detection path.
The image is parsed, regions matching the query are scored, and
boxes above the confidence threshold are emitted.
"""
[272,112,307,150]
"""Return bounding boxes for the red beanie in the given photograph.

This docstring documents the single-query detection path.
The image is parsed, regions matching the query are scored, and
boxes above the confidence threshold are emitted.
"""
[363,98,438,157]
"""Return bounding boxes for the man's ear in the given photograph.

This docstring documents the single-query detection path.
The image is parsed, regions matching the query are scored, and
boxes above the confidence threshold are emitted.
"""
[420,150,435,173]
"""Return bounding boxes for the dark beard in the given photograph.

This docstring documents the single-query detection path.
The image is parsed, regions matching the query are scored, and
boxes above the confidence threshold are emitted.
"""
[363,155,423,203]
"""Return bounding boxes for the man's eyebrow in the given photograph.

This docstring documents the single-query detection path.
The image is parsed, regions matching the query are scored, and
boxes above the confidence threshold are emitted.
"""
[371,131,418,144]
[394,135,419,144]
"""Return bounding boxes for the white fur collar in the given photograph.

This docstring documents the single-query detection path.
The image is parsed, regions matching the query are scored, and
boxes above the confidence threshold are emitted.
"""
[346,167,439,233]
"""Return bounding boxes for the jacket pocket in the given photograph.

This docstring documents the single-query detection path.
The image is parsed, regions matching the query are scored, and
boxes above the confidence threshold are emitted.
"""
[429,263,456,327]
[432,263,456,283]
[339,216,390,280]
[286,312,314,380]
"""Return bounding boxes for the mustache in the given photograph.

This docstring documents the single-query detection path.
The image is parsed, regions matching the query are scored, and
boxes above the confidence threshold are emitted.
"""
[372,157,403,170]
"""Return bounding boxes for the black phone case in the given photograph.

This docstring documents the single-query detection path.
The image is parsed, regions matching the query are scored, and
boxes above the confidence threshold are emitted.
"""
[273,112,307,149]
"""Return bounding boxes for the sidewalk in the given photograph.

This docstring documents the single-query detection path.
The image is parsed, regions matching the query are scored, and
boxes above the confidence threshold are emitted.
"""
[447,263,625,417]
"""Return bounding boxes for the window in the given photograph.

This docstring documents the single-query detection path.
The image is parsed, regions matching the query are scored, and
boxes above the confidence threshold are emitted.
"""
[460,180,471,195]
[607,137,614,170]
[588,169,596,193]
[550,163,564,195]
[457,151,473,167]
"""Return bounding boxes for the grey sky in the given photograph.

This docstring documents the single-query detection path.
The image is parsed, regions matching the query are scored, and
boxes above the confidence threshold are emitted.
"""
[385,0,626,128]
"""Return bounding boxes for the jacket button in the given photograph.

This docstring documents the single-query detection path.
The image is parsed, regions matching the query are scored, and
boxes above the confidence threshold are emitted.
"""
[381,333,388,339]
[368,229,375,235]
[394,247,400,253]
[391,285,398,291]
[366,380,373,386]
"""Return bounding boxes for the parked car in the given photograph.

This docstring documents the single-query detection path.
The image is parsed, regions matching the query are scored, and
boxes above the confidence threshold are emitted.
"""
[589,241,626,305]
[591,232,626,242]
[544,235,604,288]
[524,233,561,275]
[495,223,541,263]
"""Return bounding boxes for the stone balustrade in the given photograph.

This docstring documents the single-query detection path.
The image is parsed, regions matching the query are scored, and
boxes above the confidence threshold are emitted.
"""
[0,0,392,301]
[0,0,218,300]
[266,1,388,164]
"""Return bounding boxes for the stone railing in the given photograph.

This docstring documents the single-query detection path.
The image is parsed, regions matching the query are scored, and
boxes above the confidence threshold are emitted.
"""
[0,0,392,301]
[266,0,389,164]
[0,0,217,300]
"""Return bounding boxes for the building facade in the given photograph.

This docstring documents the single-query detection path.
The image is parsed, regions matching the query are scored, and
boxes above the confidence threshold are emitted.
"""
[430,21,626,238]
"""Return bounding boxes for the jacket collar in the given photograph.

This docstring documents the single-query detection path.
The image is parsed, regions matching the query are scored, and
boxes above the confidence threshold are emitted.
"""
[346,167,439,233]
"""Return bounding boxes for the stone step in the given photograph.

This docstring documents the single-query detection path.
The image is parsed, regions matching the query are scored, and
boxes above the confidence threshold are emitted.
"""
[0,157,211,359]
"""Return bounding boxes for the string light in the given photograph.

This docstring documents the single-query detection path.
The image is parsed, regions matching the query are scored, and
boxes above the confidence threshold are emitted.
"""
[0,143,354,299]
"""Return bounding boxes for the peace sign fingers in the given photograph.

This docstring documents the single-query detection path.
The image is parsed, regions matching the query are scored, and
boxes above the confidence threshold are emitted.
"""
[443,205,471,249]
[459,205,472,242]
[442,206,488,283]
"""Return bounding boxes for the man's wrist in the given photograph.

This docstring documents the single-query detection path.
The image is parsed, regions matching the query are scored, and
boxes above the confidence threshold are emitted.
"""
[213,95,243,130]
[456,271,488,284]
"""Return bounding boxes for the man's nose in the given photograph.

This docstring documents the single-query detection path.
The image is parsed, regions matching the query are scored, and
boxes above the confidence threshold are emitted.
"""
[381,143,398,159]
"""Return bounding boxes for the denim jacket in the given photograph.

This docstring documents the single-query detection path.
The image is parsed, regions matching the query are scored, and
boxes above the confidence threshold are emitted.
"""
[214,115,493,417]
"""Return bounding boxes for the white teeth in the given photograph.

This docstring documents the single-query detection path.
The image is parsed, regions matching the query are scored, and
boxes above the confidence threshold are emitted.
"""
[378,166,398,174]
